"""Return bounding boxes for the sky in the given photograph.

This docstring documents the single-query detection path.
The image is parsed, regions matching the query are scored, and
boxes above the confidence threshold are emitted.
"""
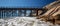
[0,0,56,8]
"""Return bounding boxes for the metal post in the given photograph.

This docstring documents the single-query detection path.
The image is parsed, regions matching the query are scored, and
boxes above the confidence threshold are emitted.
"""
[24,10,26,16]
[36,10,38,16]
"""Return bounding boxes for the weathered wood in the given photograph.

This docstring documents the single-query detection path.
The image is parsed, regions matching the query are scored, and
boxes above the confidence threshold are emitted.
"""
[37,0,60,25]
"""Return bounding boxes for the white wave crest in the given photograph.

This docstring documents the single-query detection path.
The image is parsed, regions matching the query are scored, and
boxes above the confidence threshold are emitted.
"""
[0,17,59,26]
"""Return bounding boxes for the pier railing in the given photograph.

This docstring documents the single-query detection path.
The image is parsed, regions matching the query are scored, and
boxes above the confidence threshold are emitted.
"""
[0,8,46,19]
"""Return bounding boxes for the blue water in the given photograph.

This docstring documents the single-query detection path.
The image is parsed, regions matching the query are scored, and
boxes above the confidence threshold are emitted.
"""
[0,0,56,8]
[0,10,32,18]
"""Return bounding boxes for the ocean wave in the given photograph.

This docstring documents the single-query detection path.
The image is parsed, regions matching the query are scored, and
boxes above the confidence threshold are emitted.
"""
[0,17,58,26]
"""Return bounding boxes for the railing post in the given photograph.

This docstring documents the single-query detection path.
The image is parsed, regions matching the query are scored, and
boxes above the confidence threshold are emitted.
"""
[36,10,38,16]
[24,10,26,16]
